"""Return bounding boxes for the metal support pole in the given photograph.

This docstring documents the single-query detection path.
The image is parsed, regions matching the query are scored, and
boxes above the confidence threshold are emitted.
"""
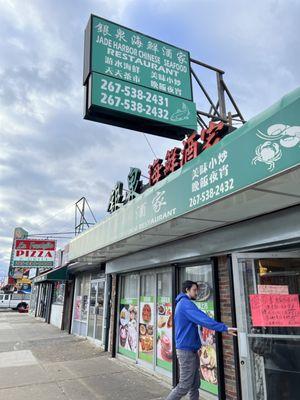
[197,115,207,129]
[104,274,112,352]
[216,72,226,120]
[191,68,222,118]
[209,100,219,117]
[197,110,227,123]
[190,58,225,74]
[222,81,246,123]
[190,57,245,126]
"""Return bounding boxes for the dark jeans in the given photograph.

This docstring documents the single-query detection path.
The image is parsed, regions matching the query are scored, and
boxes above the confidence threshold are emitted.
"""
[166,349,200,400]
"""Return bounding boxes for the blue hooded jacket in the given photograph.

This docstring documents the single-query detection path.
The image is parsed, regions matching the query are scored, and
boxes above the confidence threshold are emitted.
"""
[175,293,228,351]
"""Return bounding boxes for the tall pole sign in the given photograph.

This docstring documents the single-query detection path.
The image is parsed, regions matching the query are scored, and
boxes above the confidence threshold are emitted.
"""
[8,227,28,278]
[83,15,197,139]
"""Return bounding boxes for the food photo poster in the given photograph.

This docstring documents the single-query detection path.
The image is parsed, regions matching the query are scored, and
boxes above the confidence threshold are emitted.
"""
[119,298,138,360]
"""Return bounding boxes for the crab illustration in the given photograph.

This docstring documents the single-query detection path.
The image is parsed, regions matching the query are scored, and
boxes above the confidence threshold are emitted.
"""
[252,141,282,171]
[257,124,300,148]
[279,126,300,148]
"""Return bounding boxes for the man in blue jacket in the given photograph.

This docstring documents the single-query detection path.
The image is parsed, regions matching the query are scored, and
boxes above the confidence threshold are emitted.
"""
[166,280,237,400]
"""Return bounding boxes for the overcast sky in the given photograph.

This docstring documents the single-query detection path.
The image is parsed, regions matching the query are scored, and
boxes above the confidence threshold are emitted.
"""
[0,0,299,275]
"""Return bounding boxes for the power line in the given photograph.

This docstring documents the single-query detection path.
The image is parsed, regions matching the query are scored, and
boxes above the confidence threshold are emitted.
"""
[27,232,75,236]
[37,201,75,228]
[143,133,158,159]
[31,236,73,239]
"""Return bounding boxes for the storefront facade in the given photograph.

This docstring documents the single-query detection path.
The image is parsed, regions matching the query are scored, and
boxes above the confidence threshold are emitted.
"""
[34,281,53,321]
[115,262,222,396]
[32,265,68,327]
[106,206,300,400]
[232,252,300,400]
[70,267,107,346]
[67,89,300,399]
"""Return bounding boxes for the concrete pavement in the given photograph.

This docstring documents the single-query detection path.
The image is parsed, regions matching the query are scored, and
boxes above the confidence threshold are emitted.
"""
[0,311,170,400]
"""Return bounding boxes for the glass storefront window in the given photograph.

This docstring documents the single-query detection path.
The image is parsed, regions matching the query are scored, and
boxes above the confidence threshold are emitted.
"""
[156,272,173,374]
[118,267,225,382]
[139,274,155,364]
[181,264,219,397]
[241,258,300,400]
[81,276,89,321]
[52,282,65,305]
[118,274,139,359]
[74,274,90,322]
[118,269,172,377]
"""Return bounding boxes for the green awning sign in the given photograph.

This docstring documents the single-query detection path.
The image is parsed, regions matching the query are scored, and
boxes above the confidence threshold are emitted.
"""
[34,266,67,283]
[69,87,300,262]
[83,15,197,139]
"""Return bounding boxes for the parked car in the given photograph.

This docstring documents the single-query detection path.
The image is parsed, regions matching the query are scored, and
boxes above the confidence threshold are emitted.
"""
[0,292,30,311]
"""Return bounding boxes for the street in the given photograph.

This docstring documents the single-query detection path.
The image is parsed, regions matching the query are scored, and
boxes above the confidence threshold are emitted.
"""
[0,311,169,400]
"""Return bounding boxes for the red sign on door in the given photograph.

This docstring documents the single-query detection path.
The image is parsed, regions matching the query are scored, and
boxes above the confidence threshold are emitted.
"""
[249,294,300,327]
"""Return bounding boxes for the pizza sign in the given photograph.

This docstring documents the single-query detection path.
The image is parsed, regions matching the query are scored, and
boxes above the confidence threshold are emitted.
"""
[13,239,56,268]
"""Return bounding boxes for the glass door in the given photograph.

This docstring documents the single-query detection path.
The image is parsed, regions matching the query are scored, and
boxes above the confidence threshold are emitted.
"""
[180,264,219,397]
[87,279,105,342]
[232,252,300,400]
[87,282,97,338]
[95,280,105,341]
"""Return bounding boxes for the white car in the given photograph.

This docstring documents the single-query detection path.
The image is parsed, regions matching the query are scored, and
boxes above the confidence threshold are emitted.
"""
[0,293,30,311]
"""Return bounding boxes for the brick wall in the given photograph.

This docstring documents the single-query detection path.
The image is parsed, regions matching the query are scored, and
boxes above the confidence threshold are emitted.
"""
[218,256,239,400]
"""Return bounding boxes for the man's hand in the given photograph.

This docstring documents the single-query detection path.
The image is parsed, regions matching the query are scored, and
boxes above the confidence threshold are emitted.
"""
[227,327,238,336]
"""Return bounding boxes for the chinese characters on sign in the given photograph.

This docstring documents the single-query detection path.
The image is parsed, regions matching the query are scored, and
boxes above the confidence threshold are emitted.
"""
[249,294,300,327]
[200,121,226,150]
[107,181,124,213]
[148,122,232,187]
[189,149,232,204]
[181,132,201,165]
[107,168,143,213]
[84,15,197,139]
[165,147,181,175]
[127,167,143,201]
[257,285,289,294]
[88,16,192,100]
[149,159,165,186]
[107,122,233,214]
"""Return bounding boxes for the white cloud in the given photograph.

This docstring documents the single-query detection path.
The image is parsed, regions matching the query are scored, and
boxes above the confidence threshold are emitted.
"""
[0,0,299,274]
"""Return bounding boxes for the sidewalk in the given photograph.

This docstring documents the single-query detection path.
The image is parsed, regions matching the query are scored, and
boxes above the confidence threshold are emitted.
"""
[0,311,170,400]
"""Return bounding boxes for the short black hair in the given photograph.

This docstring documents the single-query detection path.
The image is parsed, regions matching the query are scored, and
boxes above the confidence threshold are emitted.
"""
[182,280,198,293]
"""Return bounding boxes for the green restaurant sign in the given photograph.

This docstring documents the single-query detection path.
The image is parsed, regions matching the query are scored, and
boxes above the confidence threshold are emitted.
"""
[83,15,197,139]
[69,88,300,261]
